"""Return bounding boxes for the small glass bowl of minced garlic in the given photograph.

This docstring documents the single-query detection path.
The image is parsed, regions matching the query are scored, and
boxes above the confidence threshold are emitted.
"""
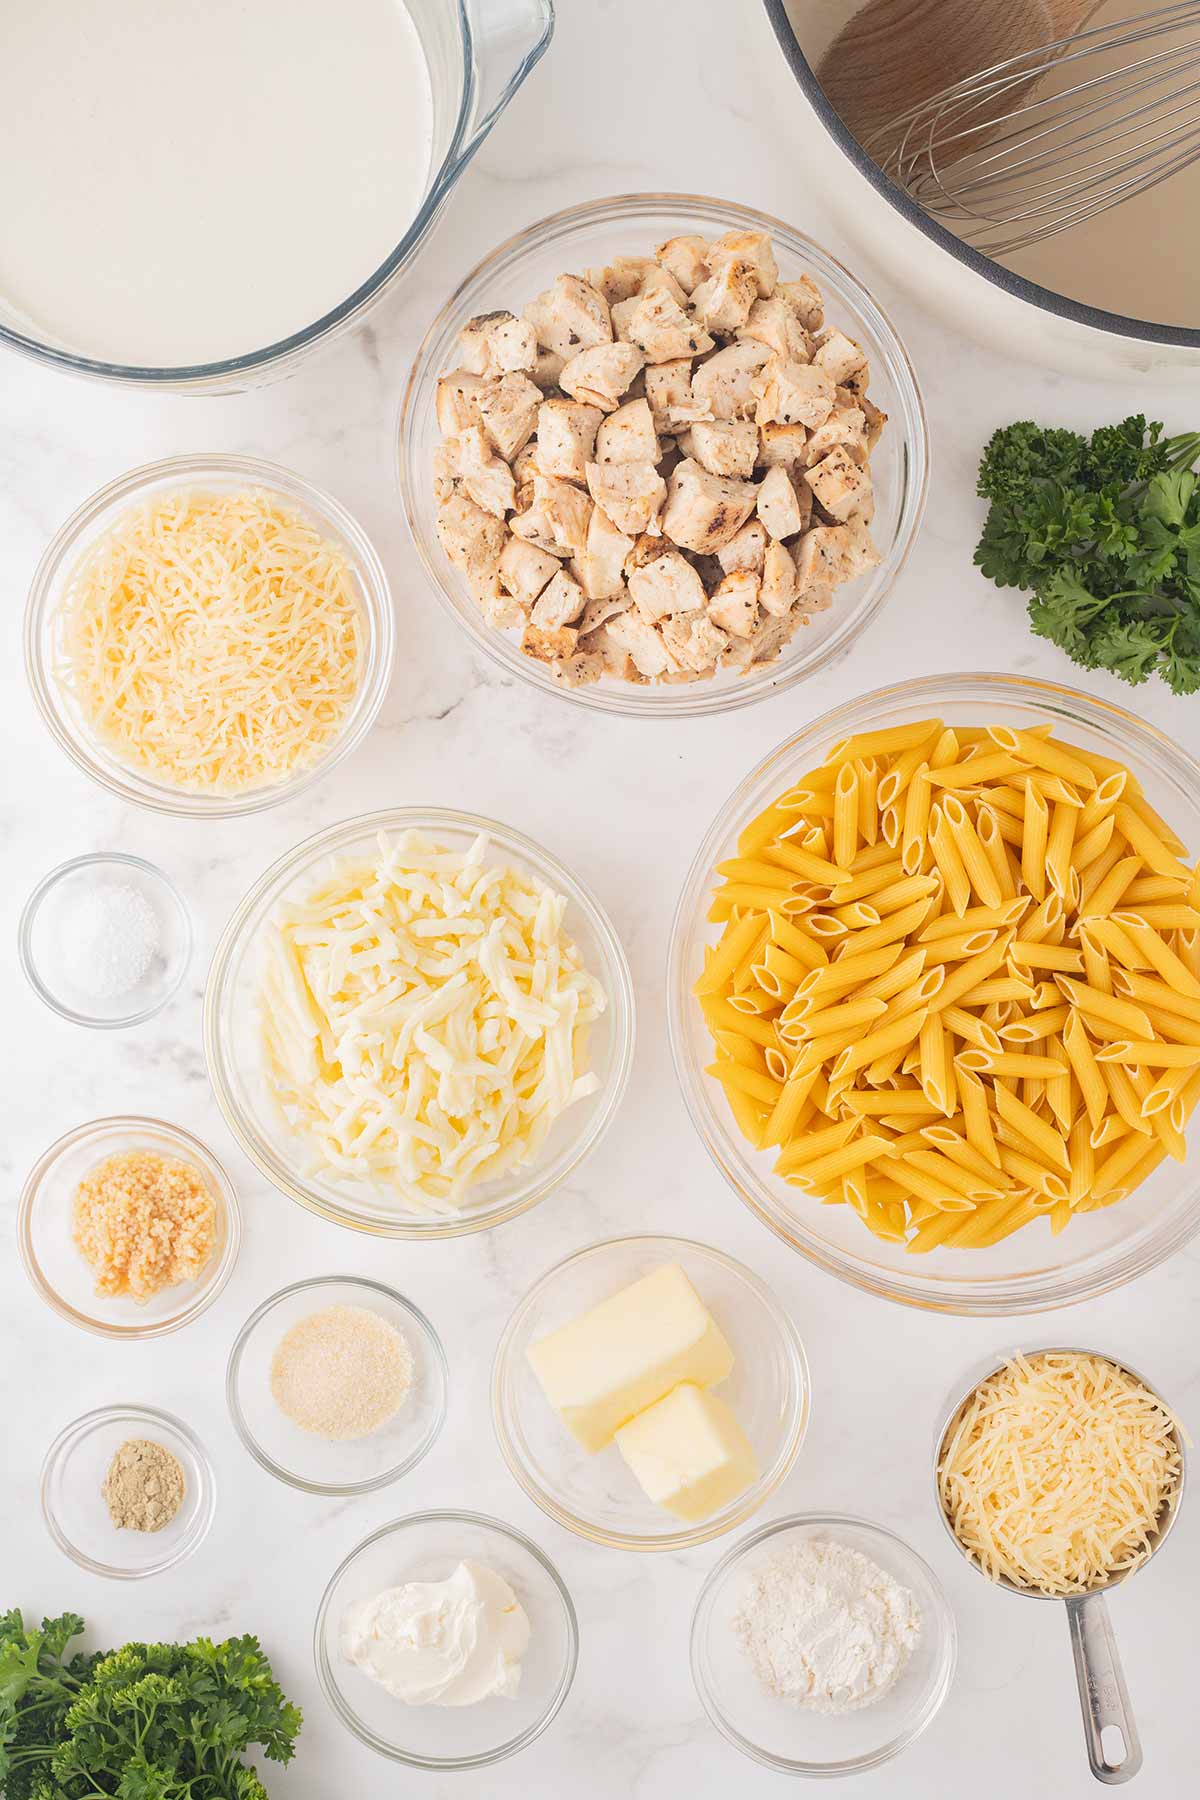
[226,1276,448,1495]
[40,1403,215,1579]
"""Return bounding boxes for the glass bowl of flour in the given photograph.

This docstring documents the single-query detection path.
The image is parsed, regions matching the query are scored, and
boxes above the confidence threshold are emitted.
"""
[690,1512,956,1775]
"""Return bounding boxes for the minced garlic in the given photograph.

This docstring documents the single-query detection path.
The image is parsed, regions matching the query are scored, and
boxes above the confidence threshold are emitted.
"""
[72,1149,216,1301]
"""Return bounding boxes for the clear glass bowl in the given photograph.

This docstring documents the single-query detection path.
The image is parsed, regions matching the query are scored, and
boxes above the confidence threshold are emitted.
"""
[0,0,554,392]
[314,1510,578,1769]
[204,807,634,1237]
[18,1115,241,1338]
[19,852,192,1028]
[24,454,394,817]
[668,672,1200,1315]
[41,1403,216,1579]
[397,192,928,718]
[492,1234,810,1550]
[227,1276,448,1494]
[691,1512,956,1776]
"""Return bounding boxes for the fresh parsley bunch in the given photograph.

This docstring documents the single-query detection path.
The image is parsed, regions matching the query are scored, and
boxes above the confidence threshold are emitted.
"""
[974,414,1200,694]
[0,1611,301,1800]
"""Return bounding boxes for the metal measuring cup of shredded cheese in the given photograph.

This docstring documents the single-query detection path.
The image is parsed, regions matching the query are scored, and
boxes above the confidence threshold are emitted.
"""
[933,1347,1187,1786]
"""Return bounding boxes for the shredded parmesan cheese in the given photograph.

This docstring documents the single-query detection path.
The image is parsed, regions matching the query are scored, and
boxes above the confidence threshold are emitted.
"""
[938,1351,1183,1597]
[258,830,607,1214]
[58,486,362,794]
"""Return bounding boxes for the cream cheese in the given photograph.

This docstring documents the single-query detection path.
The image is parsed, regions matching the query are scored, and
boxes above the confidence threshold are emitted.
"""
[340,1560,531,1706]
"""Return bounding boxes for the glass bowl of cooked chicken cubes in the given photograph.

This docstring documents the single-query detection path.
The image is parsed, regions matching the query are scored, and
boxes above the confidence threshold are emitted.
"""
[398,194,928,716]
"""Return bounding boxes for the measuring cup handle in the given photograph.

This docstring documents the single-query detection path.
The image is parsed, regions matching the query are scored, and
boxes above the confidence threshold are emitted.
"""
[1065,1593,1142,1784]
[461,0,554,152]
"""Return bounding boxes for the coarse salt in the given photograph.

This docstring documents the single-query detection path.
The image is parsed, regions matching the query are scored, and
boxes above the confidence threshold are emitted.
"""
[58,880,160,1001]
[269,1304,414,1440]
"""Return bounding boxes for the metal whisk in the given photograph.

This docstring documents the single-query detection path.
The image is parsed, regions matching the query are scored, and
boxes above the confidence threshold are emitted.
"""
[870,2,1200,255]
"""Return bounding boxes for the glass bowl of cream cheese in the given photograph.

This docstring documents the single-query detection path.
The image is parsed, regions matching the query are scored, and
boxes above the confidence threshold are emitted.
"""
[314,1510,578,1769]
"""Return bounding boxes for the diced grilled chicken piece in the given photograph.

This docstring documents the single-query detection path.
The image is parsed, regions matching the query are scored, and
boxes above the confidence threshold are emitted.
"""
[660,609,730,672]
[499,536,559,606]
[579,590,631,634]
[595,396,660,466]
[804,444,872,521]
[757,465,807,540]
[737,296,812,364]
[550,650,605,688]
[471,569,526,630]
[757,422,809,467]
[458,310,538,378]
[455,426,517,518]
[476,372,543,461]
[793,523,850,593]
[749,606,804,664]
[525,274,613,360]
[627,549,707,624]
[573,504,634,598]
[586,257,659,305]
[760,539,798,616]
[691,341,772,422]
[661,457,758,553]
[626,287,714,363]
[777,275,825,332]
[610,296,640,342]
[578,619,645,682]
[559,341,645,413]
[604,609,680,678]
[512,440,540,487]
[679,419,758,480]
[813,327,868,387]
[436,492,507,584]
[637,264,689,304]
[754,359,835,430]
[531,348,567,391]
[656,234,709,295]
[690,260,758,334]
[531,567,587,631]
[512,475,593,559]
[585,460,667,537]
[644,358,711,432]
[708,569,761,637]
[536,399,603,481]
[804,402,867,466]
[717,518,767,575]
[432,442,458,503]
[436,370,486,436]
[707,230,778,298]
[843,515,882,579]
[859,394,888,451]
[522,621,579,663]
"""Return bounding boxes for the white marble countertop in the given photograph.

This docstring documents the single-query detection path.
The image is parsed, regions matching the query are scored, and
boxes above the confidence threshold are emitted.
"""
[3,3,1198,1795]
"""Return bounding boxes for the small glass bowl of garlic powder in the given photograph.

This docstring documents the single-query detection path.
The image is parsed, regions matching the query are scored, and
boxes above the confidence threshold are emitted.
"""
[226,1277,448,1495]
[691,1513,956,1776]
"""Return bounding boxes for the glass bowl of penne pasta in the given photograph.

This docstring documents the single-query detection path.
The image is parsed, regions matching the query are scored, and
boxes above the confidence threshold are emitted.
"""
[668,672,1200,1314]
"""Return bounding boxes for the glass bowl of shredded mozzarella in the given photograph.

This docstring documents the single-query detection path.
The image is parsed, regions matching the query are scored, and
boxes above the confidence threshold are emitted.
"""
[204,808,635,1237]
[24,454,394,818]
[690,1512,956,1775]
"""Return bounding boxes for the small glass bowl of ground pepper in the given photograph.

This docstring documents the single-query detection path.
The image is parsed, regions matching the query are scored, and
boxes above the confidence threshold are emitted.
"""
[18,1116,242,1339]
[41,1404,216,1580]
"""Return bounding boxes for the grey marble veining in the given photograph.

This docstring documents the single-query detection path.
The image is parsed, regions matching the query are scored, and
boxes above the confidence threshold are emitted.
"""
[2,3,1197,1796]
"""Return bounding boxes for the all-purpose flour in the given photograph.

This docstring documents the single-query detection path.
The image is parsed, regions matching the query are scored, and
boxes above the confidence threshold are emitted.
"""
[734,1538,921,1713]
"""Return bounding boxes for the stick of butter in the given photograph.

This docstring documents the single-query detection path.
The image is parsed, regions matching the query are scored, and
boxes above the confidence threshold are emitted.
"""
[615,1382,758,1521]
[526,1263,735,1453]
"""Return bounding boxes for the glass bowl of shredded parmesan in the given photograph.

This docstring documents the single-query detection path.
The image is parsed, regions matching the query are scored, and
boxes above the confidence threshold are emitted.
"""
[205,808,635,1236]
[24,454,394,818]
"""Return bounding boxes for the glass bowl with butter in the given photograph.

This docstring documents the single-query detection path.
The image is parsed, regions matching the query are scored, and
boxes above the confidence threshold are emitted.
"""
[492,1234,810,1551]
[314,1510,578,1770]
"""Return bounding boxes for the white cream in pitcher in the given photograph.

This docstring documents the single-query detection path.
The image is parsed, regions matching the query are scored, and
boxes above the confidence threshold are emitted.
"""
[0,0,433,365]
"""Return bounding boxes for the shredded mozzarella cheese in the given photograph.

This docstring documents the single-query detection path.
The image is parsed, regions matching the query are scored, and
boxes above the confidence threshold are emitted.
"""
[938,1351,1182,1597]
[258,831,607,1214]
[59,486,362,794]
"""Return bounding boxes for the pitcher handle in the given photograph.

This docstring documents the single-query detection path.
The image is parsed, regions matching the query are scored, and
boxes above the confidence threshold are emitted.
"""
[1065,1593,1142,1784]
[459,0,554,160]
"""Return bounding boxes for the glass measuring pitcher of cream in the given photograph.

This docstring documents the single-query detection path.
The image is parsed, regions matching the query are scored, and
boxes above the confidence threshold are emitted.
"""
[0,0,554,390]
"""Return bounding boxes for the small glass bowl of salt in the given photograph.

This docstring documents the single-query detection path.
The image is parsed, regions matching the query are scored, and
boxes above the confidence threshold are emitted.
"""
[19,852,192,1028]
